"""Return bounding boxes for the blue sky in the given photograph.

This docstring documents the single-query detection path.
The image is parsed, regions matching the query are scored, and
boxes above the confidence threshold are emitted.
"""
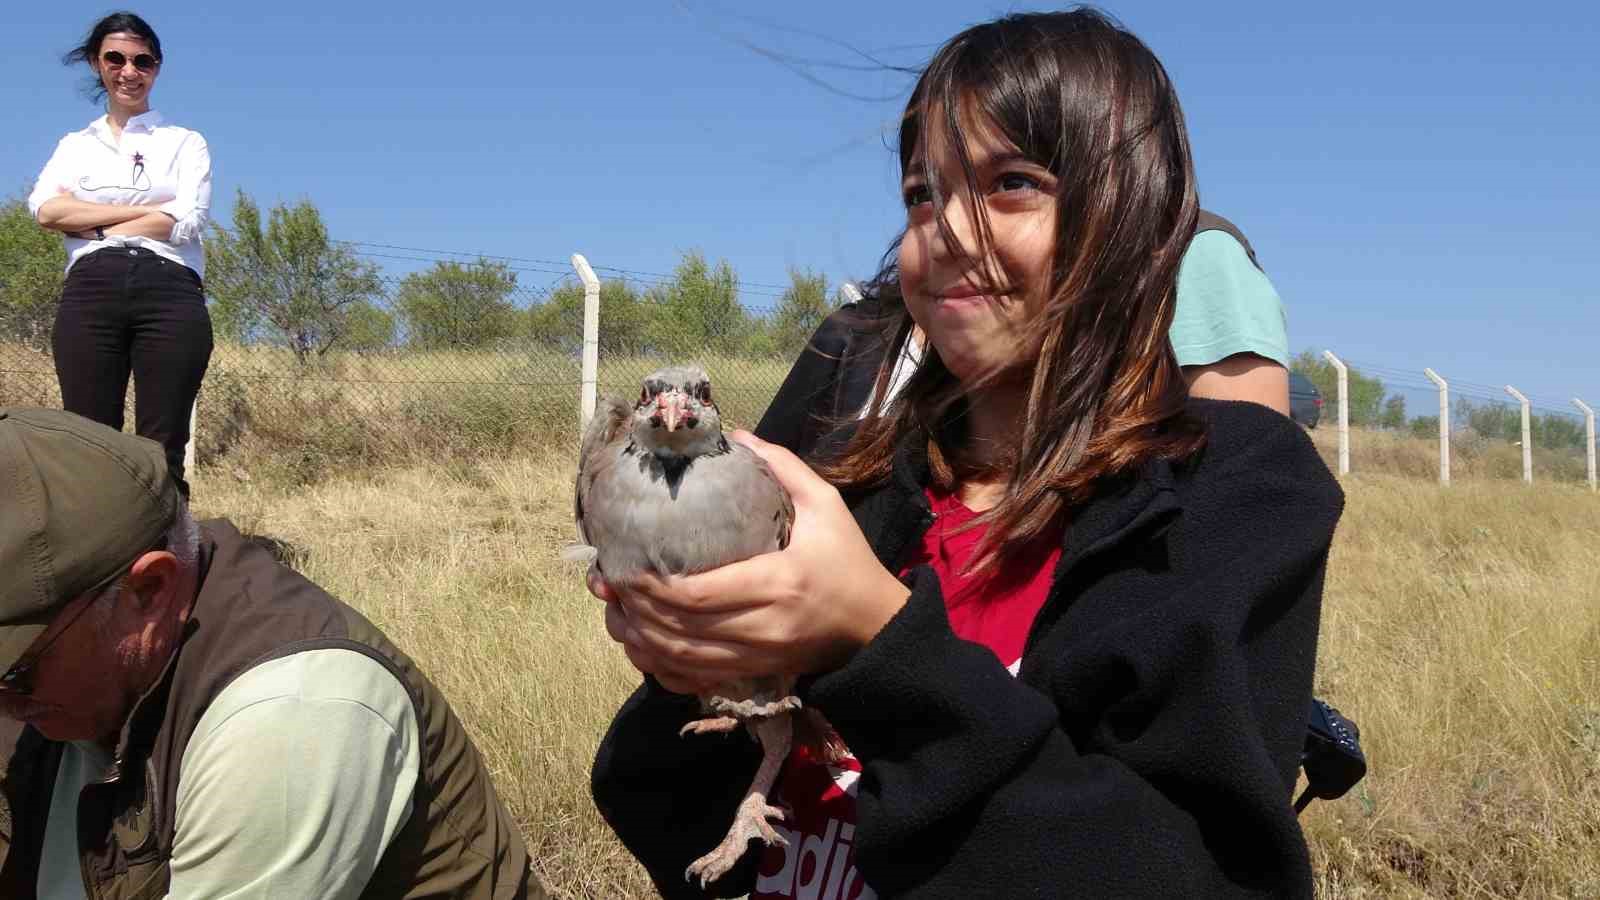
[6,1,1598,416]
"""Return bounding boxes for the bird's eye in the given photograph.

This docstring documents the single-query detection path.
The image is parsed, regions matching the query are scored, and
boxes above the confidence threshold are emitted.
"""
[696,383,713,404]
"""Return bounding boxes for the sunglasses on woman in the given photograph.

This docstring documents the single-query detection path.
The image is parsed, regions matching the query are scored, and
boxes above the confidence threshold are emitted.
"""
[101,50,160,73]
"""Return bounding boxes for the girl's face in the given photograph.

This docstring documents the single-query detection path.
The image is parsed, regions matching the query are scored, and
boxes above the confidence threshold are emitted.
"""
[898,110,1058,384]
[93,33,160,114]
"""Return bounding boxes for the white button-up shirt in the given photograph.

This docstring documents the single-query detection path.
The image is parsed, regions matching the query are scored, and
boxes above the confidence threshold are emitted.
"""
[27,110,211,278]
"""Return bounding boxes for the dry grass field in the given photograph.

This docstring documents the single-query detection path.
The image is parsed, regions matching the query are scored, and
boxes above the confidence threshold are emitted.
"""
[182,424,1600,899]
[8,341,1599,896]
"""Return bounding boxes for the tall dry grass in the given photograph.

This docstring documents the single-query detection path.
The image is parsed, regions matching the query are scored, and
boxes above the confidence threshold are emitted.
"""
[1308,424,1593,487]
[11,335,1600,895]
[187,436,1600,899]
[6,338,1592,487]
[1306,473,1600,898]
[191,453,659,898]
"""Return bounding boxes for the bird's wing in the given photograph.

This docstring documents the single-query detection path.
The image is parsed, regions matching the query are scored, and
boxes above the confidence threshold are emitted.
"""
[573,395,633,550]
[745,445,795,551]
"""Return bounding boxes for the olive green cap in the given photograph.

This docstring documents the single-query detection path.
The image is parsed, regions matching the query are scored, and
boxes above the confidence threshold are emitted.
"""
[0,408,178,673]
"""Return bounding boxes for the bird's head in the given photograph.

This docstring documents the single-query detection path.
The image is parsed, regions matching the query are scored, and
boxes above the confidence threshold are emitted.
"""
[630,365,724,458]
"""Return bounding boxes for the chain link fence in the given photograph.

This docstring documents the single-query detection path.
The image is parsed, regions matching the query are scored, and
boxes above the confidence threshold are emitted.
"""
[6,244,1595,491]
[0,246,803,480]
[0,322,56,409]
[1309,354,1596,489]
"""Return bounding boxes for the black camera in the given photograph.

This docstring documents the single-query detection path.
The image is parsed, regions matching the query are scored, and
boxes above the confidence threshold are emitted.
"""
[1296,699,1366,814]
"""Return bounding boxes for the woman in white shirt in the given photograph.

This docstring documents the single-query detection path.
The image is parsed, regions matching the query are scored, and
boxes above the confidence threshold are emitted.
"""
[29,12,213,499]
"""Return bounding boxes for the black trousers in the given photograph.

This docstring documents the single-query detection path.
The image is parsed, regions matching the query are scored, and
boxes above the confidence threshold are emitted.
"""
[52,247,213,498]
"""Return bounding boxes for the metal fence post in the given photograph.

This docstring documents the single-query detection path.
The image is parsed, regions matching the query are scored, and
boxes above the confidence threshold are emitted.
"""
[1574,398,1596,492]
[572,254,600,431]
[1322,350,1349,476]
[1424,368,1449,485]
[1504,385,1532,484]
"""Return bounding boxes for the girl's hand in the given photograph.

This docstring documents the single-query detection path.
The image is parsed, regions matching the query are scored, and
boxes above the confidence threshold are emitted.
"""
[591,431,911,693]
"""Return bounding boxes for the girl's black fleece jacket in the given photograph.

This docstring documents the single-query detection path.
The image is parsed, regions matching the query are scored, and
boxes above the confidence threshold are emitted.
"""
[591,398,1344,899]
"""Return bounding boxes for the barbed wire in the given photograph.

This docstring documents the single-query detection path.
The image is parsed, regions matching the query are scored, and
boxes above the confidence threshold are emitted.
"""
[1335,355,1586,420]
[336,238,799,296]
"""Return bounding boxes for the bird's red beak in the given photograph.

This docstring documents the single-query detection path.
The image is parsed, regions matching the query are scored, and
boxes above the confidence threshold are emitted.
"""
[657,391,689,432]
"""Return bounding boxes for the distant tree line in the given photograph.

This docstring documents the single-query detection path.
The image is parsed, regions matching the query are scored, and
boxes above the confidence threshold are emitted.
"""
[0,197,67,350]
[1,190,839,362]
[200,191,838,361]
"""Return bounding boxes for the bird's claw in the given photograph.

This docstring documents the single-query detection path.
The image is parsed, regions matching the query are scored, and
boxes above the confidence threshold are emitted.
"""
[684,793,790,887]
[706,694,802,721]
[679,716,740,737]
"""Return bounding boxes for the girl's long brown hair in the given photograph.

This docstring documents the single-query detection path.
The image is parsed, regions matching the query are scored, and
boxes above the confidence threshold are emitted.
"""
[820,8,1206,570]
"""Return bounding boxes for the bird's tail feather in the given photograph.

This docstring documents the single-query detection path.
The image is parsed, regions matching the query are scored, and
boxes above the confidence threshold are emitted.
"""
[794,708,849,765]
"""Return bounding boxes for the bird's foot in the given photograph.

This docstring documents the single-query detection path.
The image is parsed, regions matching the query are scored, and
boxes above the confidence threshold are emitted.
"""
[706,694,802,721]
[679,716,740,737]
[685,792,790,887]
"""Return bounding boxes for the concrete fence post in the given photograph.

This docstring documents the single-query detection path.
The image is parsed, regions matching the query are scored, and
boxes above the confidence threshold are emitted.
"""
[183,399,197,473]
[1505,385,1532,484]
[572,254,601,432]
[1574,398,1596,492]
[1322,350,1349,476]
[1424,368,1449,485]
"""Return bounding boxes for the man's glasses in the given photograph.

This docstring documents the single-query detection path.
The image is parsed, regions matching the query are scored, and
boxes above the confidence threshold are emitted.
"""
[101,50,160,73]
[0,533,167,697]
[0,593,101,697]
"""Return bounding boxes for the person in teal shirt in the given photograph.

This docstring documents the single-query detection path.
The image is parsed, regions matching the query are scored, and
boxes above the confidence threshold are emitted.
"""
[1173,211,1291,415]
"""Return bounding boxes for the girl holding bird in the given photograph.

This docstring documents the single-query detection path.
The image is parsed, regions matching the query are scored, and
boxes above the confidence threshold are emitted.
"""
[591,10,1341,898]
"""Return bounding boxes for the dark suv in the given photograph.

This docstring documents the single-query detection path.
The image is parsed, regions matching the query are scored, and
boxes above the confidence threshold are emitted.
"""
[1290,372,1323,429]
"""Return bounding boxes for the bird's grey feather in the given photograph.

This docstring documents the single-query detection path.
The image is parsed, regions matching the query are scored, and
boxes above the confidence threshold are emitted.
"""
[581,441,791,580]
[574,395,634,552]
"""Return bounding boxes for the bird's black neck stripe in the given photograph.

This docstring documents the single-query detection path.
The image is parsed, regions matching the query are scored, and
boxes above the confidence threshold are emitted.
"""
[658,454,690,482]
[651,451,692,496]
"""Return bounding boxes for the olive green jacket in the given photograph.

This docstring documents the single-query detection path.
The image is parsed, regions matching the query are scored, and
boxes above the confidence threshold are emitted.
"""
[0,519,542,899]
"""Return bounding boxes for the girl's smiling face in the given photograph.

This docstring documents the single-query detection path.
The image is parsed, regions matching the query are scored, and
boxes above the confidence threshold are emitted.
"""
[897,108,1058,385]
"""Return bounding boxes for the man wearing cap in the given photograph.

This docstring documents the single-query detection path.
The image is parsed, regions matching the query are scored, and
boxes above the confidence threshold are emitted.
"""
[0,408,543,898]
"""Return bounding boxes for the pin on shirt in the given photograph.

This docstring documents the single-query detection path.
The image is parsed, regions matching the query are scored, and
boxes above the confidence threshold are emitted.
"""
[78,151,150,192]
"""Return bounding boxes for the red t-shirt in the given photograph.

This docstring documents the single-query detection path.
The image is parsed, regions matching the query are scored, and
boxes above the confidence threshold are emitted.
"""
[752,488,1063,900]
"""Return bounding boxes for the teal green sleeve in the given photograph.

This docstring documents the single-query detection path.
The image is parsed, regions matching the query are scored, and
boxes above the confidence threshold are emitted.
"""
[1171,230,1289,368]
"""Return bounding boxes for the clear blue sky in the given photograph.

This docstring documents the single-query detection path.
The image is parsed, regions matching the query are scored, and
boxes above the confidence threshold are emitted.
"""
[7,1,1598,415]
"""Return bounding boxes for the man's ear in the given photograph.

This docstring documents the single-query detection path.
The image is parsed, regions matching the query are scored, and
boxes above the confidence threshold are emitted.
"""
[124,551,181,615]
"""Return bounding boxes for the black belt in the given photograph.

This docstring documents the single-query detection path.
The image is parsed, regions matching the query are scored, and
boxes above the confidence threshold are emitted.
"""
[87,245,162,259]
